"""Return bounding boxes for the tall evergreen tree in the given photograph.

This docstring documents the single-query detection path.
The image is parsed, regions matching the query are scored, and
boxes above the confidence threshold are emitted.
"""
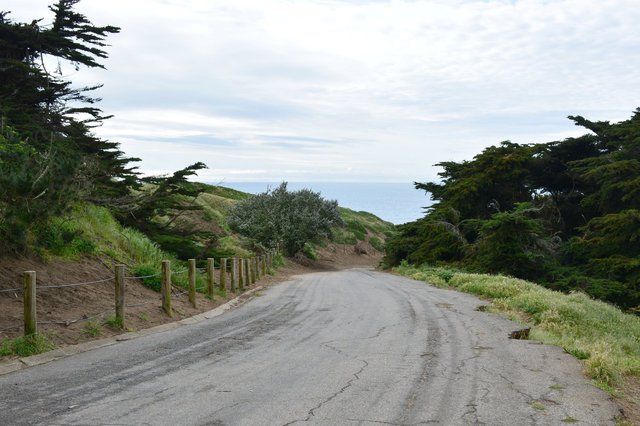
[0,1,136,251]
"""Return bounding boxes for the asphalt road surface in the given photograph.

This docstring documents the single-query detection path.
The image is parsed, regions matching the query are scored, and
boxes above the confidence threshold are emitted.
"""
[0,269,619,425]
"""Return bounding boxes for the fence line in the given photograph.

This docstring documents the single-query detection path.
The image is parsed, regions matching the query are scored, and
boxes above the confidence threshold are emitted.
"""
[3,251,278,338]
[126,272,162,279]
[37,277,113,290]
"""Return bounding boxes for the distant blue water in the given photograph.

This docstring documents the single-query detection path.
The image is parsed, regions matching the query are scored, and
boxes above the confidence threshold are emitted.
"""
[216,182,431,225]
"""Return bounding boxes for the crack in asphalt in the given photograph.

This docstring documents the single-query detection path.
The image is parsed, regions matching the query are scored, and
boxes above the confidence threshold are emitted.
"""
[281,359,370,426]
[0,269,621,426]
[344,419,439,425]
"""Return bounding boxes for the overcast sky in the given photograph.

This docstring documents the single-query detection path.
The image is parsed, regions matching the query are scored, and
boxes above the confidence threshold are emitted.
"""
[5,0,640,183]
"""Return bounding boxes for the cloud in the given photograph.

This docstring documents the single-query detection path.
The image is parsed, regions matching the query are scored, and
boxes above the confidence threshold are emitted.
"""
[4,0,640,182]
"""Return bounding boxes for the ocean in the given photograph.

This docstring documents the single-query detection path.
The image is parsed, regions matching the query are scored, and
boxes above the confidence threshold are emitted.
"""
[215,182,431,225]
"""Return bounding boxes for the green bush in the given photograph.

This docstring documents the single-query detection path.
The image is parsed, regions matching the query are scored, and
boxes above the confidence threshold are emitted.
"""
[369,236,385,252]
[346,219,367,241]
[273,252,285,268]
[332,227,358,245]
[132,264,162,292]
[470,204,557,281]
[302,243,318,260]
[34,217,96,258]
[229,182,343,256]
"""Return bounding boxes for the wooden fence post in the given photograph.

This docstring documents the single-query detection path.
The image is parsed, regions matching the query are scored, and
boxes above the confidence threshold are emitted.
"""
[161,260,172,317]
[220,258,227,291]
[238,258,245,290]
[115,264,125,328]
[262,256,267,276]
[256,256,261,280]
[253,256,260,282]
[253,257,260,282]
[188,259,196,308]
[245,258,251,286]
[251,258,257,284]
[207,258,215,297]
[230,258,237,292]
[23,271,37,336]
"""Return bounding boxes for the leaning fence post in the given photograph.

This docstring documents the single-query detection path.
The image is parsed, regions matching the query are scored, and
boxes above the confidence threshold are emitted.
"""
[115,264,125,328]
[207,258,215,297]
[23,271,37,336]
[188,259,197,308]
[161,260,172,317]
[220,258,227,291]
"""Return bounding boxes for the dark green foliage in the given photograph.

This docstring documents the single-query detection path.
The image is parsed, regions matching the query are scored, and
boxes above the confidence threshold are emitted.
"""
[470,204,558,280]
[116,162,213,260]
[369,236,384,252]
[416,141,535,219]
[346,219,367,241]
[228,182,343,256]
[0,2,138,253]
[384,210,466,268]
[152,234,203,260]
[132,264,162,292]
[0,123,89,251]
[391,109,640,309]
[35,217,95,256]
[302,242,318,260]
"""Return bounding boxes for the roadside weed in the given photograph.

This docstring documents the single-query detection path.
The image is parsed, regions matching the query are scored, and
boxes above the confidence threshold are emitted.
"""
[395,263,640,393]
[0,334,55,357]
[83,320,101,337]
[105,315,123,330]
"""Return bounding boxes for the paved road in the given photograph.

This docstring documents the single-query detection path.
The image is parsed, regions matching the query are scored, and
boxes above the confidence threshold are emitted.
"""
[0,269,619,425]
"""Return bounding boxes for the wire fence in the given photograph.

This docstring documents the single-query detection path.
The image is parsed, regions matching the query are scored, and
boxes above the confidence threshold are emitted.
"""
[37,277,113,290]
[1,252,277,338]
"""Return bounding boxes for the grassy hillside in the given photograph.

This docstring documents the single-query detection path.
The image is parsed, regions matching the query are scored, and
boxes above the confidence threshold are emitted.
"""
[153,183,396,260]
[34,183,395,270]
[333,207,396,250]
[394,262,640,397]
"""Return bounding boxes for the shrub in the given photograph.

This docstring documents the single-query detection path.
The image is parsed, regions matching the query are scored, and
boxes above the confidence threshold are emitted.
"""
[470,204,557,281]
[346,219,367,241]
[302,243,318,260]
[132,264,162,292]
[228,182,343,256]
